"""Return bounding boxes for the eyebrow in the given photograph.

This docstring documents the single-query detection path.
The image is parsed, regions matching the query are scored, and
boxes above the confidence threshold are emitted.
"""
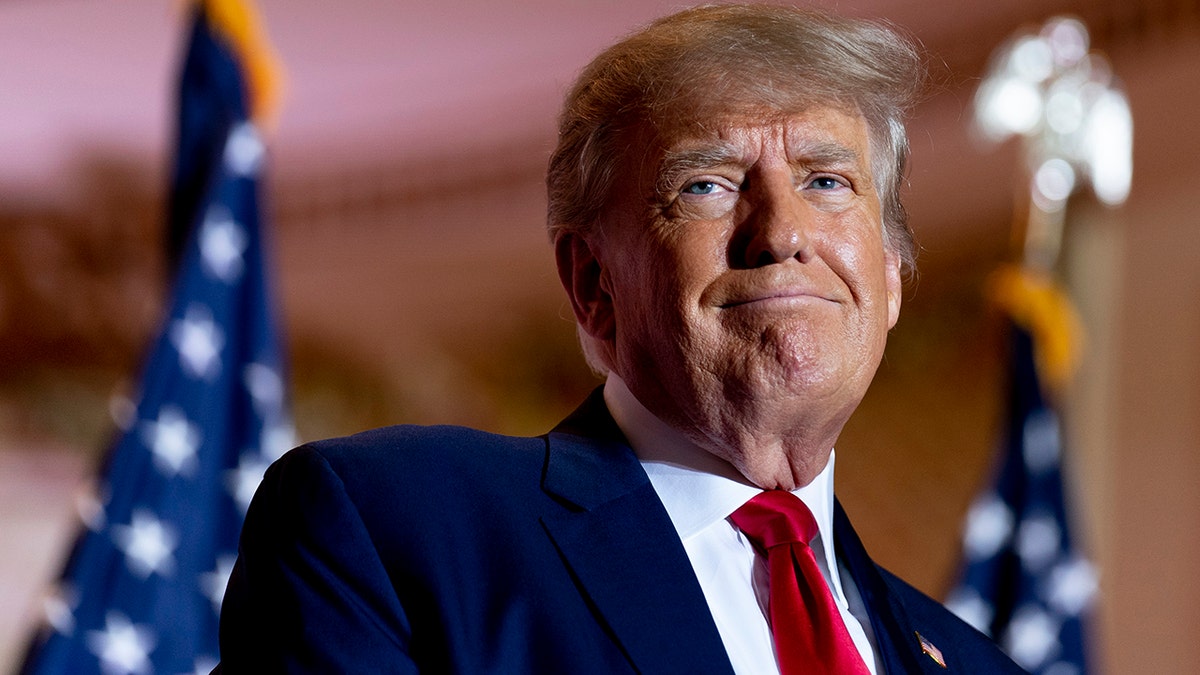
[655,139,866,196]
[798,142,863,169]
[656,143,747,194]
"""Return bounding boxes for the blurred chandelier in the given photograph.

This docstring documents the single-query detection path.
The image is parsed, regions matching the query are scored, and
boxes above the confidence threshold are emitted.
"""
[974,16,1133,212]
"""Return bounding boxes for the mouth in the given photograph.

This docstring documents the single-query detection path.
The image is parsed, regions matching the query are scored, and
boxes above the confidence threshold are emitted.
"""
[719,287,836,310]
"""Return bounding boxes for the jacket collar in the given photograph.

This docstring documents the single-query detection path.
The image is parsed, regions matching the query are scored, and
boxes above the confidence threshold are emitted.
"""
[835,500,957,674]
[540,389,736,675]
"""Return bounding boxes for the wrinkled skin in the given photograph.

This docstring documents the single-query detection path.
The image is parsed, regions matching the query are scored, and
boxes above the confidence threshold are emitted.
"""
[556,105,902,490]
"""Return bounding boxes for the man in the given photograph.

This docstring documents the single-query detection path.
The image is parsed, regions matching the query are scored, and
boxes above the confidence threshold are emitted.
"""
[218,5,1025,673]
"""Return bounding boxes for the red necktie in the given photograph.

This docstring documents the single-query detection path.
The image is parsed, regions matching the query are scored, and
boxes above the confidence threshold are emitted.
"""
[730,491,871,675]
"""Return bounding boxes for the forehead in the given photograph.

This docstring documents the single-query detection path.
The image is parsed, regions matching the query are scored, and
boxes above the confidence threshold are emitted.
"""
[639,105,876,178]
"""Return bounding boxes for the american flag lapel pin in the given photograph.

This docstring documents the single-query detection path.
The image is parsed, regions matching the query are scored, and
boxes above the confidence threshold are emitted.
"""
[916,632,947,668]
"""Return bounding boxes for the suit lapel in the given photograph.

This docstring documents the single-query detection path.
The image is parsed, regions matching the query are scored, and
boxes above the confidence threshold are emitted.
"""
[834,500,952,674]
[540,392,959,674]
[540,391,735,675]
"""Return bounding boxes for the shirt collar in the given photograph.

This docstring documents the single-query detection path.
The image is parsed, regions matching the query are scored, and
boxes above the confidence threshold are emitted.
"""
[603,373,846,598]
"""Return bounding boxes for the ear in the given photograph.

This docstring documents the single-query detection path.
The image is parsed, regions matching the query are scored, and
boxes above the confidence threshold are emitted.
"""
[884,247,902,329]
[554,231,616,341]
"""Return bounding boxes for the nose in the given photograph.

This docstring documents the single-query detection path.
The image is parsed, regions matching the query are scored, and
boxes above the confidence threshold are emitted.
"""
[733,174,815,269]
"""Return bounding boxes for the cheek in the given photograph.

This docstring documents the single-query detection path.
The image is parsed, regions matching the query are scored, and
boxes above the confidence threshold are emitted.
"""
[643,235,720,310]
[610,249,693,344]
[830,230,888,296]
[822,232,894,362]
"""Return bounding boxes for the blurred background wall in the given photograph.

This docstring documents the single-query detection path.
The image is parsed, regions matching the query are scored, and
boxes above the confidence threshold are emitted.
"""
[2,0,1198,671]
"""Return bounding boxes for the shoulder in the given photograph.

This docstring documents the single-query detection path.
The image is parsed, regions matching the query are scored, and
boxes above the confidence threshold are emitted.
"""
[261,424,551,531]
[309,422,543,457]
[297,423,545,477]
[876,567,1028,673]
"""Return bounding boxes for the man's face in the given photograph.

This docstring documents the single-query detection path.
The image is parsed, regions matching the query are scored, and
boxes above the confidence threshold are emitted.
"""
[575,105,902,488]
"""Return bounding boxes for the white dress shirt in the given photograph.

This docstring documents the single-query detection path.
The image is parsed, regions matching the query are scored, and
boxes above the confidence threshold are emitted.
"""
[603,374,882,674]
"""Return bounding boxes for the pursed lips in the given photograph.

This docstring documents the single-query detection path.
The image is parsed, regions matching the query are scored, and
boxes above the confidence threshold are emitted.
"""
[717,284,839,309]
[705,266,848,311]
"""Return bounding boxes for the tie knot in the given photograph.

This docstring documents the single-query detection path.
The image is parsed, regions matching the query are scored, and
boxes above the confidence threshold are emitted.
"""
[730,490,819,550]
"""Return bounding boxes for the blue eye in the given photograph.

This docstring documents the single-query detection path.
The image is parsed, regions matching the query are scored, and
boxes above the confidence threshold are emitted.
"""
[682,181,718,195]
[809,176,842,190]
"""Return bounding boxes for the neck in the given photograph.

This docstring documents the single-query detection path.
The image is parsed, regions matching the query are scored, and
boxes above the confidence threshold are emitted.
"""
[604,372,837,490]
[717,439,833,491]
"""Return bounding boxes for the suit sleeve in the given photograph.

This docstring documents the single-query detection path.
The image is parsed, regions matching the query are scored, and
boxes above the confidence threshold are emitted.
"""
[215,445,417,673]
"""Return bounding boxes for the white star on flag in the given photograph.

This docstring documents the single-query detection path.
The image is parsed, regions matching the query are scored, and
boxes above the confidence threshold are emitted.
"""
[1022,409,1062,473]
[226,453,272,514]
[111,510,178,580]
[75,483,108,532]
[1016,511,1062,572]
[244,362,283,412]
[170,304,225,380]
[85,611,156,675]
[1004,605,1062,671]
[962,493,1015,560]
[261,421,296,461]
[200,206,248,283]
[192,657,219,675]
[223,121,264,177]
[42,584,78,637]
[140,406,201,477]
[200,554,238,615]
[1047,557,1099,616]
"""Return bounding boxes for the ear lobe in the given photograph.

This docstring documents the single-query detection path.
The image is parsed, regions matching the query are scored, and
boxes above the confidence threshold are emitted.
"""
[884,248,902,329]
[554,232,615,341]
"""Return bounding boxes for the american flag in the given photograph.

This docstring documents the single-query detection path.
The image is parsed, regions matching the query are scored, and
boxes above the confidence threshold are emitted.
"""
[945,273,1099,674]
[20,2,290,673]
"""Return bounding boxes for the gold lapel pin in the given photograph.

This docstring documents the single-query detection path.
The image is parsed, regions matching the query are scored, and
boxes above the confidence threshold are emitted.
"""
[915,631,947,668]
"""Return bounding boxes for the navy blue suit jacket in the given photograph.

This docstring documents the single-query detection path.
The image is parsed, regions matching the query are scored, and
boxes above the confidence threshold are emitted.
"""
[217,391,1024,673]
